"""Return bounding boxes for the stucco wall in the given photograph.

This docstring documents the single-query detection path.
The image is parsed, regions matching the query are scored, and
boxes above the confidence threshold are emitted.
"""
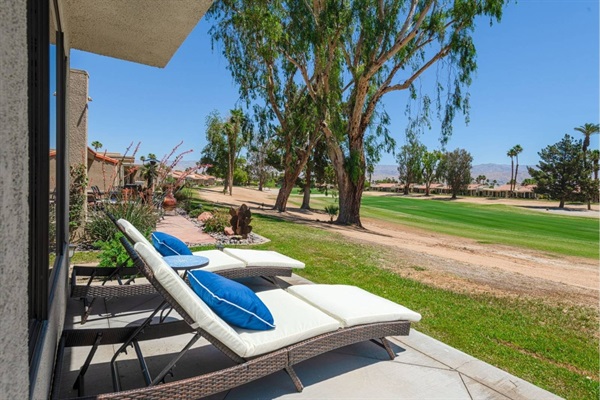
[68,69,89,167]
[87,158,119,192]
[0,0,30,398]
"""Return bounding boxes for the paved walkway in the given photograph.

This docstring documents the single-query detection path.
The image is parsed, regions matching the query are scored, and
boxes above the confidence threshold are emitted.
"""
[156,213,215,245]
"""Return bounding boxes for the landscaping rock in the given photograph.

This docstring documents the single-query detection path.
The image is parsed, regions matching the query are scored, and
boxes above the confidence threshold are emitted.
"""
[224,227,235,236]
[198,212,213,222]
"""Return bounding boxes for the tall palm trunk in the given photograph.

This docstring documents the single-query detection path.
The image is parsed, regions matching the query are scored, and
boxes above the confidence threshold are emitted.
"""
[514,155,519,197]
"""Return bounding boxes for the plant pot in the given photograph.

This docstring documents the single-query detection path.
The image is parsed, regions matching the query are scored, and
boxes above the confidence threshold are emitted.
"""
[162,191,177,212]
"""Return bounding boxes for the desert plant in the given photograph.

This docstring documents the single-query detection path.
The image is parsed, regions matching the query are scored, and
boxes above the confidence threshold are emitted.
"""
[86,199,158,243]
[202,208,230,234]
[229,204,252,238]
[324,204,339,222]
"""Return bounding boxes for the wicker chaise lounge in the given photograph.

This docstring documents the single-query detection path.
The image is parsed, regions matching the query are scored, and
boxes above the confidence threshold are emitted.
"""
[71,217,305,322]
[84,237,421,399]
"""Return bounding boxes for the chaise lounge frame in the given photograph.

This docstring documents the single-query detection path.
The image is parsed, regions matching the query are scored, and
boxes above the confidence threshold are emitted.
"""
[64,237,412,399]
[71,213,296,323]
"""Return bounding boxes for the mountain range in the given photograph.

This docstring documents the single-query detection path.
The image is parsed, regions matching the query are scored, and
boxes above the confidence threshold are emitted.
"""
[178,161,532,185]
[373,163,532,184]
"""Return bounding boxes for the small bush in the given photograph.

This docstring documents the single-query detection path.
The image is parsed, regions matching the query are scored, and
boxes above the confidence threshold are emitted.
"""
[94,232,134,268]
[86,200,158,243]
[324,204,339,222]
[202,208,229,234]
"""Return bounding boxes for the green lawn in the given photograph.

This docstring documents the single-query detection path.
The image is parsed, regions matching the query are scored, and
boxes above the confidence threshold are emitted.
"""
[295,194,598,259]
[242,214,599,400]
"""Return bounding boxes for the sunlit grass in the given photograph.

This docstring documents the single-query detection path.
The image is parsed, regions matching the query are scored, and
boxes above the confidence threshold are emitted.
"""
[244,213,599,400]
[289,193,599,258]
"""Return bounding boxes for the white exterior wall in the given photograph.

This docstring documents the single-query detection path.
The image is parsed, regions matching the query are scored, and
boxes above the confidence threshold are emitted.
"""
[0,0,30,398]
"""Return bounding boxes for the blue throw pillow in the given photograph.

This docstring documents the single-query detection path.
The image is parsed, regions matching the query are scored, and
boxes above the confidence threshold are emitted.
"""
[187,270,275,330]
[151,232,192,256]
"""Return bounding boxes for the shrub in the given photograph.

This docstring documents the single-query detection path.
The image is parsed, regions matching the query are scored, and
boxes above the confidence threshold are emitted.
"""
[95,232,134,267]
[324,204,339,222]
[202,208,230,234]
[86,200,158,243]
[174,185,194,212]
[188,208,203,219]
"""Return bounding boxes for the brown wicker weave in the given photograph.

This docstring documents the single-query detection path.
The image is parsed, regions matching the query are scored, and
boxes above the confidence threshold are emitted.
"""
[62,237,413,400]
[71,214,294,323]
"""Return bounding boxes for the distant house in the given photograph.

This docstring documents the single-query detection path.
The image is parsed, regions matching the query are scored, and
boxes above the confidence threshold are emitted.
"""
[49,147,120,192]
[478,184,538,199]
[515,184,538,199]
[170,170,218,187]
[370,182,400,192]
[466,184,487,196]
[87,148,120,191]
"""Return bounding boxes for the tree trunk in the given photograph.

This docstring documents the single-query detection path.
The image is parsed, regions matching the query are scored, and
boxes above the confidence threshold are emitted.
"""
[322,126,367,227]
[273,162,307,212]
[425,183,430,196]
[301,162,312,210]
[509,159,514,196]
[558,198,565,209]
[337,174,364,226]
[513,161,519,197]
[274,175,296,212]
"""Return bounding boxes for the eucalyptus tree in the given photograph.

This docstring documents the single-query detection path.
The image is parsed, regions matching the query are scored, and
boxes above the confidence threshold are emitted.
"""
[208,5,322,212]
[201,110,251,195]
[300,138,330,209]
[246,136,276,191]
[422,150,443,196]
[213,0,507,226]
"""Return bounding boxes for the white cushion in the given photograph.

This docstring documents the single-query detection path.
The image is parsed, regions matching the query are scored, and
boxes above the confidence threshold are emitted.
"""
[191,249,246,272]
[134,242,250,357]
[117,219,152,247]
[223,248,305,269]
[236,289,340,357]
[287,285,422,327]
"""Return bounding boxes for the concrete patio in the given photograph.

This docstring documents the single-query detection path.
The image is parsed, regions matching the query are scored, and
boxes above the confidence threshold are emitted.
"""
[56,273,561,399]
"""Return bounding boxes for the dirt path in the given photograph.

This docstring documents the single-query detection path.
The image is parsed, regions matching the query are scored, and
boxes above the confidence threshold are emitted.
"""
[198,187,599,309]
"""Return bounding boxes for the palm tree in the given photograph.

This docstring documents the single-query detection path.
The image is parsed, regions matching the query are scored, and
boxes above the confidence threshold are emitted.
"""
[91,140,103,152]
[512,144,523,196]
[574,123,599,154]
[506,147,516,196]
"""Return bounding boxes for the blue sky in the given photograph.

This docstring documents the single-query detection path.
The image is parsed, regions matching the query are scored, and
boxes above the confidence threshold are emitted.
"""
[70,0,599,167]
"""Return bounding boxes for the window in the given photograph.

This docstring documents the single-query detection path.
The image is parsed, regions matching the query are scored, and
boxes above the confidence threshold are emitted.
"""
[28,0,68,367]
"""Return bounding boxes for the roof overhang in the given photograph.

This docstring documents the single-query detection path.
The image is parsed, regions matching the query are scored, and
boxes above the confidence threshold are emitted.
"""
[52,0,213,67]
